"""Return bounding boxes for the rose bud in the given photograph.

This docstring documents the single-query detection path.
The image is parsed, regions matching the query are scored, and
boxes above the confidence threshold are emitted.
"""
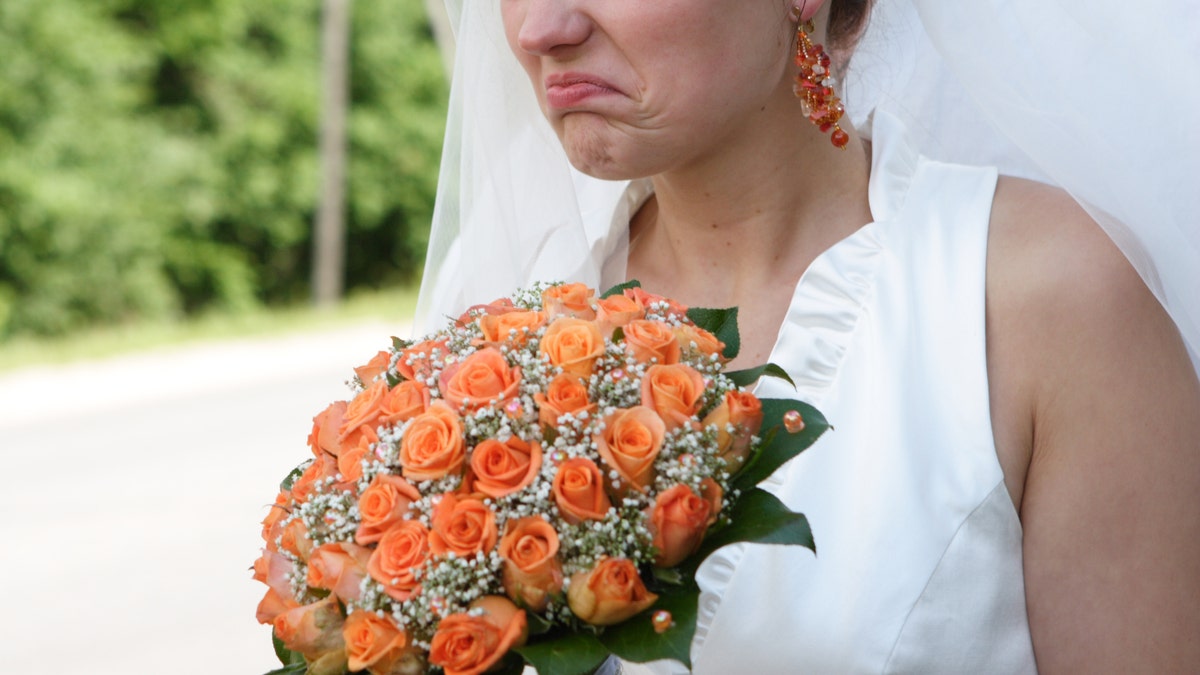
[640,363,706,431]
[429,596,528,675]
[596,406,666,495]
[539,318,605,378]
[702,390,764,471]
[499,517,564,612]
[354,349,392,386]
[468,436,542,499]
[594,293,645,335]
[648,484,714,568]
[273,595,347,661]
[567,557,659,626]
[478,309,546,347]
[255,587,299,626]
[307,541,373,604]
[673,323,726,362]
[551,457,613,524]
[439,347,522,413]
[380,380,430,426]
[340,379,388,443]
[399,402,466,482]
[624,287,688,317]
[395,338,449,382]
[623,320,681,365]
[280,518,314,562]
[429,493,499,558]
[253,548,298,610]
[343,610,418,675]
[308,400,348,458]
[356,474,422,545]
[534,373,596,428]
[542,282,597,320]
[367,519,431,602]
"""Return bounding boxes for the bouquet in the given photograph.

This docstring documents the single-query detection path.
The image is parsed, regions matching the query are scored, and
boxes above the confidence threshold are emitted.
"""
[253,281,826,675]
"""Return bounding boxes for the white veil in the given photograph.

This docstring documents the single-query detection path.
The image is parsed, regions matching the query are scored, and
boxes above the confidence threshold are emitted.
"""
[416,0,1200,378]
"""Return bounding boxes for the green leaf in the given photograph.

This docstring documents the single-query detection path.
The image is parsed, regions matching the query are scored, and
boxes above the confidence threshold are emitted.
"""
[515,631,611,675]
[601,279,642,299]
[725,362,795,388]
[271,633,306,668]
[651,566,684,586]
[527,611,554,637]
[279,463,306,491]
[600,587,699,668]
[612,326,626,343]
[732,399,828,493]
[391,336,411,351]
[685,488,815,576]
[686,307,740,360]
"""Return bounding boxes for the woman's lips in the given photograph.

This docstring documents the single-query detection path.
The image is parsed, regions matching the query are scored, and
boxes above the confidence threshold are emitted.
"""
[544,75,619,109]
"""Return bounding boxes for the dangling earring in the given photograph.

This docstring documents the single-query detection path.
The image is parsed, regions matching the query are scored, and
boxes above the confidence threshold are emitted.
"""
[791,6,848,149]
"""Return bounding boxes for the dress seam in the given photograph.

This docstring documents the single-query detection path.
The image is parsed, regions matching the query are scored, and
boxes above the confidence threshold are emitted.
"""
[880,479,1010,673]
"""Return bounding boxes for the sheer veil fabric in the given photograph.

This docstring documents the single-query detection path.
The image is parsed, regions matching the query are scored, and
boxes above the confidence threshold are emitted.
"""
[416,0,1200,372]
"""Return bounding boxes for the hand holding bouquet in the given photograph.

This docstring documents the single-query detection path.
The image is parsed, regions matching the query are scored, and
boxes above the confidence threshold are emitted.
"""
[253,281,826,674]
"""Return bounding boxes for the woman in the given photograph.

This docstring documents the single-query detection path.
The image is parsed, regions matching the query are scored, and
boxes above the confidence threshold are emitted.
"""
[418,0,1200,671]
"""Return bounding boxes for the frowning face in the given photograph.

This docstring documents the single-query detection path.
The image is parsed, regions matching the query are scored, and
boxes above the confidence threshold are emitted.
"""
[500,0,798,180]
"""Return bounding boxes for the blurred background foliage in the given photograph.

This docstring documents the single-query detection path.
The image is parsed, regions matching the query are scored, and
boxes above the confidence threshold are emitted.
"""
[0,0,447,339]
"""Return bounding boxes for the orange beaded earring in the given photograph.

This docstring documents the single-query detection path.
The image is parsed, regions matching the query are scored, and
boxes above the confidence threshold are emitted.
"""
[791,5,848,149]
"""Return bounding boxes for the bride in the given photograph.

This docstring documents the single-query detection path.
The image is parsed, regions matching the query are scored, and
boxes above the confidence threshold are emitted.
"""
[417,0,1200,671]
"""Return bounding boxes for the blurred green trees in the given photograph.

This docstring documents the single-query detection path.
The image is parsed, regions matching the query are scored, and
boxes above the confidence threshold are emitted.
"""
[0,0,447,338]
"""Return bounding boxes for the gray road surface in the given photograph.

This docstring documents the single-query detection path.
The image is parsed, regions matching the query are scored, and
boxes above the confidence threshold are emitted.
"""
[0,321,410,674]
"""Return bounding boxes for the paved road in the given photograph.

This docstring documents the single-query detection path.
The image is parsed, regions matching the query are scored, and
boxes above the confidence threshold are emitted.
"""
[0,322,410,674]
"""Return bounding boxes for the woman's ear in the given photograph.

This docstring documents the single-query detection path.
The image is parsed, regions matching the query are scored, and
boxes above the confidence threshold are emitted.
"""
[795,0,830,22]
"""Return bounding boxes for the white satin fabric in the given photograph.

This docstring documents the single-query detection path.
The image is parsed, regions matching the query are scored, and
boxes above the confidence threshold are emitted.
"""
[617,112,1036,674]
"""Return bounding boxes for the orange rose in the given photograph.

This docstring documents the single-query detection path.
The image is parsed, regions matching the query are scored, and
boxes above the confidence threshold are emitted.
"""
[337,424,378,487]
[623,320,681,365]
[468,436,542,499]
[307,541,373,604]
[261,490,292,548]
[539,318,605,379]
[292,454,339,504]
[344,610,420,675]
[399,402,466,482]
[395,338,449,382]
[640,363,706,430]
[498,517,564,612]
[674,323,726,361]
[625,287,688,317]
[551,457,612,524]
[273,595,347,661]
[456,297,517,326]
[596,406,666,494]
[367,519,430,602]
[340,379,389,442]
[534,373,597,428]
[355,349,393,385]
[309,401,348,457]
[381,380,430,426]
[648,484,713,567]
[702,390,763,471]
[699,477,724,526]
[280,518,314,561]
[542,282,597,320]
[439,347,522,413]
[256,587,299,625]
[566,557,658,626]
[356,474,422,545]
[253,548,297,613]
[478,310,546,347]
[429,493,499,558]
[429,596,527,675]
[595,294,645,335]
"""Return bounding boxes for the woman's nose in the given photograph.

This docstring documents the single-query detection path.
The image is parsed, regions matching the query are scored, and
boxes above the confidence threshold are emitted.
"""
[516,0,592,56]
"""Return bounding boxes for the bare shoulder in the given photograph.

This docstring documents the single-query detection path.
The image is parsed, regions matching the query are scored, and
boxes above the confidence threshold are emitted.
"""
[986,176,1200,671]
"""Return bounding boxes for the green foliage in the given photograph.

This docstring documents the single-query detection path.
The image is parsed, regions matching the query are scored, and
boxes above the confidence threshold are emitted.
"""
[0,0,447,338]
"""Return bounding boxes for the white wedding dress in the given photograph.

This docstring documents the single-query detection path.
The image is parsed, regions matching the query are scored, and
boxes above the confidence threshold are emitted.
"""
[613,111,1037,674]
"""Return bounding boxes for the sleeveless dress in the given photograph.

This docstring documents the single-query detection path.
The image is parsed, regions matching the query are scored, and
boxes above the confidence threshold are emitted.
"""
[611,112,1038,674]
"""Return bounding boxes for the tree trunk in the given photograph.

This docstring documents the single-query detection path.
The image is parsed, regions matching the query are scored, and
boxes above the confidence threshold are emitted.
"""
[312,0,351,307]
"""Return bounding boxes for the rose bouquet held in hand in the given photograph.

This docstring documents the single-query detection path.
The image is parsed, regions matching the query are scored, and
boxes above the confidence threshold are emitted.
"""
[253,281,827,675]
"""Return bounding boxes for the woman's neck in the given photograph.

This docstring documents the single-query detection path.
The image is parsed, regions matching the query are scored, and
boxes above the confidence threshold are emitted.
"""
[626,105,873,311]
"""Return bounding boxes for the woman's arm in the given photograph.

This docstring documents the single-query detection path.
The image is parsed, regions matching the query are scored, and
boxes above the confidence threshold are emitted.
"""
[987,177,1200,672]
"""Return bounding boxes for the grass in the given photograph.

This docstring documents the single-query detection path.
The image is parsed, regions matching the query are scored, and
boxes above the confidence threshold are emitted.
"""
[0,285,419,374]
